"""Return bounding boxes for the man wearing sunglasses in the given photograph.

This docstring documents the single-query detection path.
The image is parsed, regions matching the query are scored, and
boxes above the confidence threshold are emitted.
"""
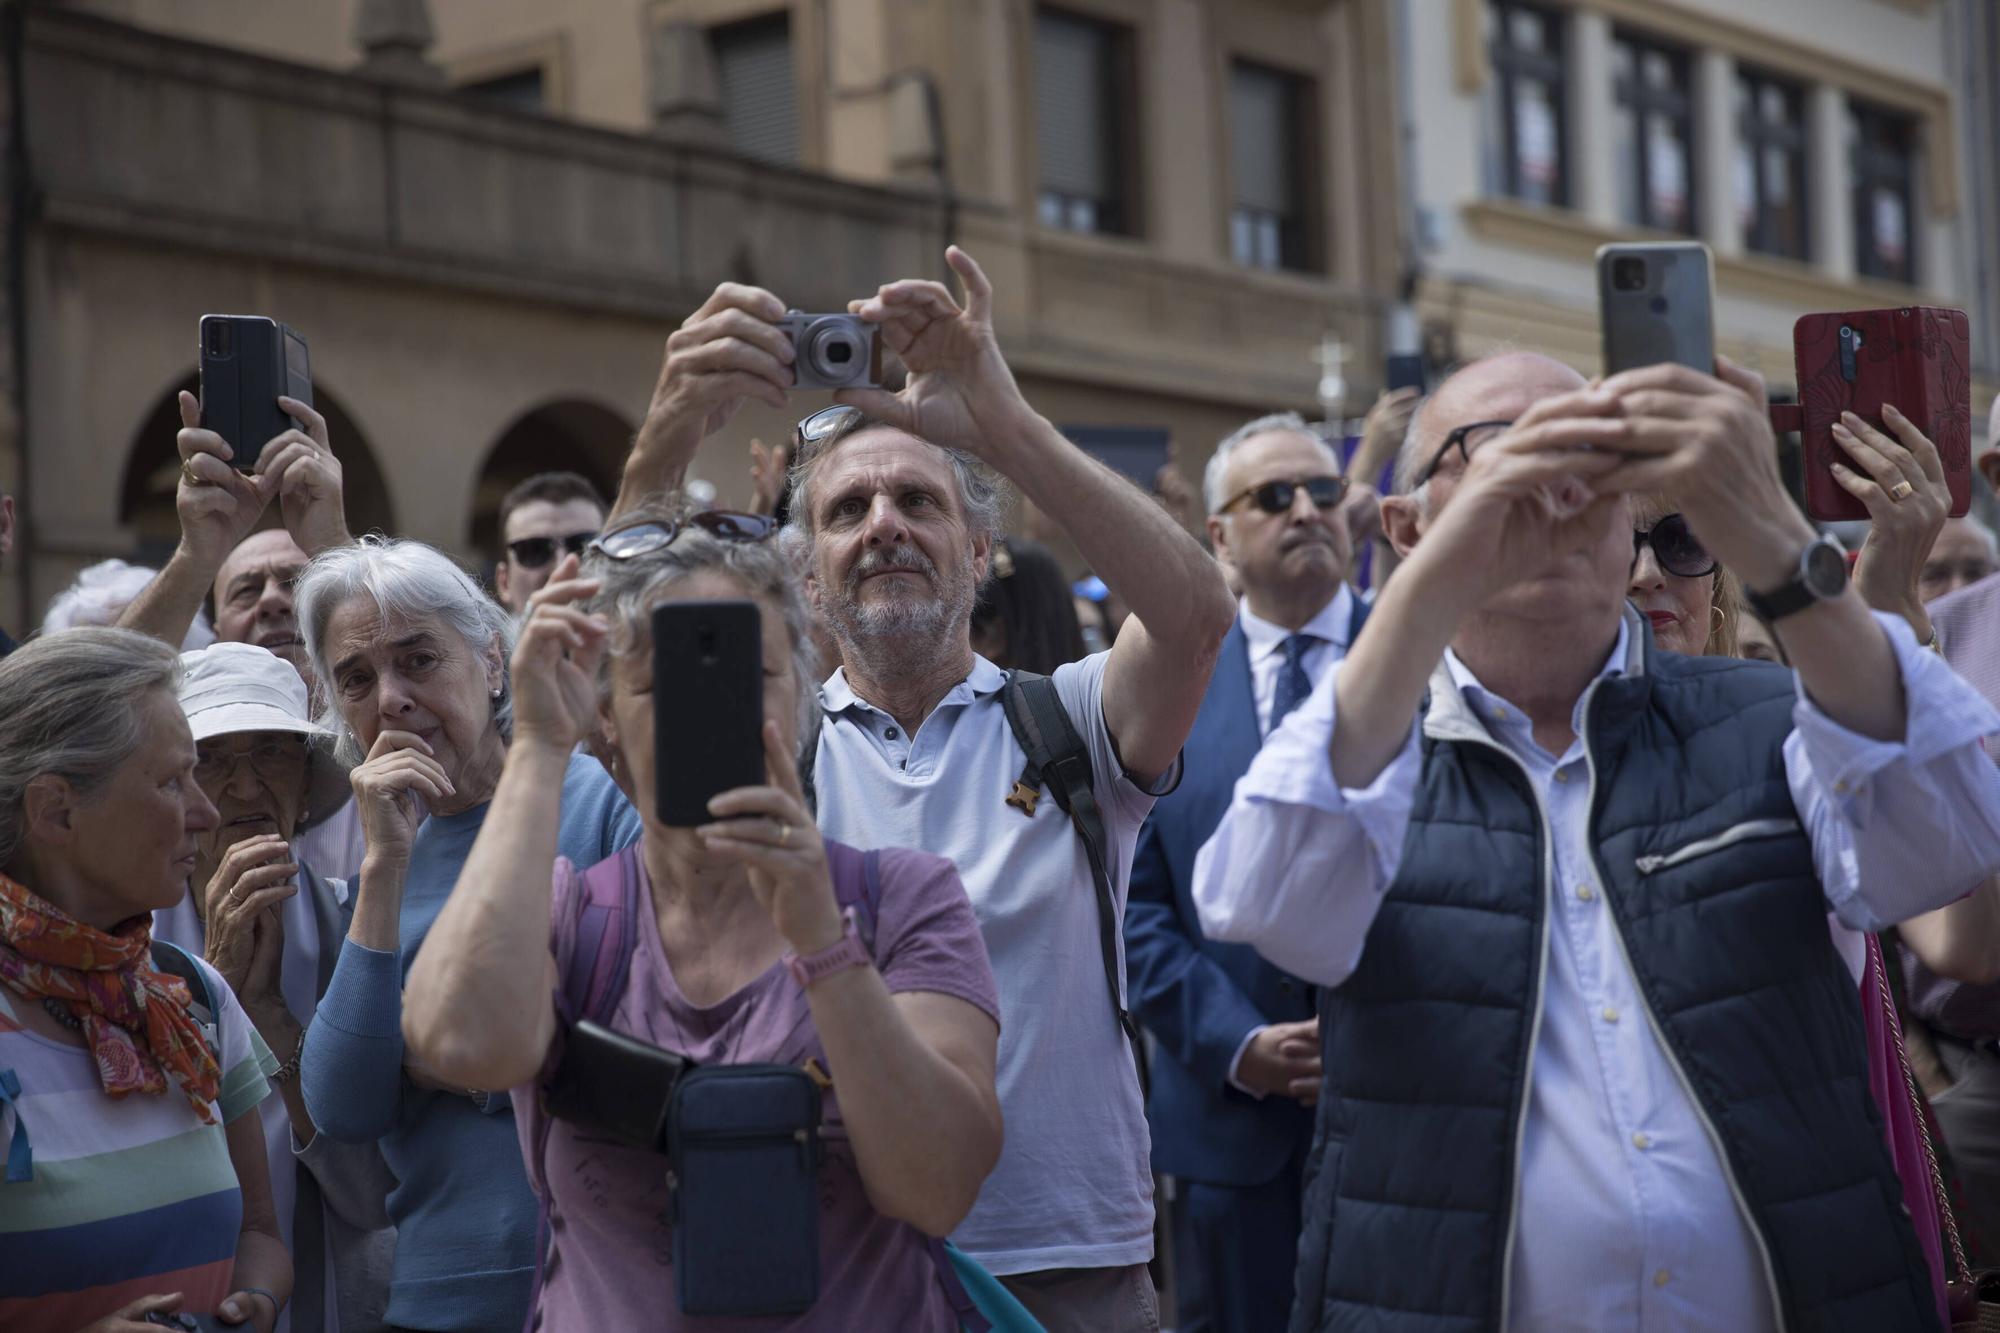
[492,471,606,617]
[1123,411,1366,1333]
[1192,350,2000,1333]
[611,246,1235,1333]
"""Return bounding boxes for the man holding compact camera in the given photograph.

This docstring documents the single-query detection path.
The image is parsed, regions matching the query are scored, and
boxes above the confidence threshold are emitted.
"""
[617,247,1235,1332]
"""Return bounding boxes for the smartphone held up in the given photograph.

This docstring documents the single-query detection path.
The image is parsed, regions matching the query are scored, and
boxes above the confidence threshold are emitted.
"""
[198,314,313,473]
[651,599,766,826]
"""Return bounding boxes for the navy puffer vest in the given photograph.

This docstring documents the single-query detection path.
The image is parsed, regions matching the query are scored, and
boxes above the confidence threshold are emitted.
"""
[1289,623,1933,1333]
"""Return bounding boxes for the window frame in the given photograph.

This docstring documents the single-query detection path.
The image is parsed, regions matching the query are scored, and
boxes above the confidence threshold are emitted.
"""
[1849,98,1918,285]
[1735,66,1810,262]
[1487,0,1570,208]
[1032,5,1142,239]
[1227,58,1320,273]
[1610,28,1698,236]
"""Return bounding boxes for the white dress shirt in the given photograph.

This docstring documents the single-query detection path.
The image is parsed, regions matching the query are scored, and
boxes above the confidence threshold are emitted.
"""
[1240,583,1356,737]
[1193,608,2000,1332]
[1227,586,1357,1096]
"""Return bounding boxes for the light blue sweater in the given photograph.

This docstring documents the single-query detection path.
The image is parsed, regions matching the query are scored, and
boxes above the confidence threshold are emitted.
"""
[301,752,641,1331]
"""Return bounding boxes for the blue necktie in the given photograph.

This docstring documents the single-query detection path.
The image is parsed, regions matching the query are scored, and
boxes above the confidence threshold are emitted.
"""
[1270,634,1318,732]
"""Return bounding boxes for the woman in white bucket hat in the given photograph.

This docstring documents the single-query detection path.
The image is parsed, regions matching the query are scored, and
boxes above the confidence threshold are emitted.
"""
[154,641,394,1333]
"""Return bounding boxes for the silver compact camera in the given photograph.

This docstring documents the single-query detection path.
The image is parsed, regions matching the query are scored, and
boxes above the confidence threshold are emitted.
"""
[781,311,882,390]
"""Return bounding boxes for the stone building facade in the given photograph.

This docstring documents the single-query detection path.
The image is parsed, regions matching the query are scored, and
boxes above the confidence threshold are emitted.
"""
[0,0,1402,629]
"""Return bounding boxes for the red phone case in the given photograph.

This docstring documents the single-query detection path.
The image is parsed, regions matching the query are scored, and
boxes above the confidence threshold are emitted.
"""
[1779,306,1972,521]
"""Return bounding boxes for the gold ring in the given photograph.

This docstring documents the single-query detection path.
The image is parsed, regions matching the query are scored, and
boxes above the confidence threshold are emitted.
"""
[778,822,791,847]
[181,460,203,487]
[1889,480,1915,502]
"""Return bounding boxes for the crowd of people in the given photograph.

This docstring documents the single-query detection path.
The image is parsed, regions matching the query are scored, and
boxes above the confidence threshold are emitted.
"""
[0,241,1998,1333]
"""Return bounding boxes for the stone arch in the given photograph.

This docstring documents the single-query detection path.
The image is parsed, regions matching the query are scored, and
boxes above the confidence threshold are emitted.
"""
[468,398,633,558]
[119,372,395,564]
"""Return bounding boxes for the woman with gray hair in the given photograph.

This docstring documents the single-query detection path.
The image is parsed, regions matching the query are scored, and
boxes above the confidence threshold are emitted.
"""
[292,538,640,1333]
[0,628,289,1332]
[402,504,1005,1331]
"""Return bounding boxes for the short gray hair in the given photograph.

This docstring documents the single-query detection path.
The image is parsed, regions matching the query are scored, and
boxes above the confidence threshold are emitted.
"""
[779,411,1008,562]
[0,627,181,868]
[586,501,821,743]
[295,537,518,767]
[1202,412,1341,515]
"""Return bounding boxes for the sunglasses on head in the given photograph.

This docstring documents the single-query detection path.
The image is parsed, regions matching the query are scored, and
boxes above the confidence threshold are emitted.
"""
[1633,513,1717,580]
[588,511,781,561]
[1220,475,1350,516]
[507,531,600,570]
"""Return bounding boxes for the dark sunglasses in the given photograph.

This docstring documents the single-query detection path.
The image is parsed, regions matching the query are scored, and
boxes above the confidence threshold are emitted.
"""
[1632,512,1716,579]
[588,510,781,561]
[507,531,599,569]
[1220,475,1350,516]
[1416,420,1514,487]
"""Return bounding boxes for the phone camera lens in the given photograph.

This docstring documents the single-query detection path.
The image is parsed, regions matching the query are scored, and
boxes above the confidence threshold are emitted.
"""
[1611,257,1647,293]
[203,321,232,357]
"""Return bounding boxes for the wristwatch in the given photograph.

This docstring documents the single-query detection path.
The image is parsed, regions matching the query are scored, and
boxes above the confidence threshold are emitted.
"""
[785,908,872,990]
[1743,534,1848,622]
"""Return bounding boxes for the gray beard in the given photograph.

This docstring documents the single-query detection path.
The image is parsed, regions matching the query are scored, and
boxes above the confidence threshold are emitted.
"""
[825,544,975,678]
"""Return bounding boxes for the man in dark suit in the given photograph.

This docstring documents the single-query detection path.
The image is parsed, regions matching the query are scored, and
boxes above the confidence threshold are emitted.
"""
[1128,411,1369,1333]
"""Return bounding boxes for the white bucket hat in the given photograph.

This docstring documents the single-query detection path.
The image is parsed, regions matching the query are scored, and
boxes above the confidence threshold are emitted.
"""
[178,642,350,830]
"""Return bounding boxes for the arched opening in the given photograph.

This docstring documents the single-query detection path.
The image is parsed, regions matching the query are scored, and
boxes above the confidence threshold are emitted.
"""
[469,399,633,560]
[120,373,395,565]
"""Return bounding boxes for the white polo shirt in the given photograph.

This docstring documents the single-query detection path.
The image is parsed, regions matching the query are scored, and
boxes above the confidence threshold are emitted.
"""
[812,649,1166,1275]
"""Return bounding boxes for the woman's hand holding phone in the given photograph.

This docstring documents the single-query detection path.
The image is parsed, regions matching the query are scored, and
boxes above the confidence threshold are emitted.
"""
[1833,403,1949,631]
[511,554,609,753]
[698,722,845,956]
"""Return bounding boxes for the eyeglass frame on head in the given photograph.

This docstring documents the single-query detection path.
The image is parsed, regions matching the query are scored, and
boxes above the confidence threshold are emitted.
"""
[1217,474,1351,516]
[795,404,865,450]
[1415,419,1516,488]
[586,510,783,562]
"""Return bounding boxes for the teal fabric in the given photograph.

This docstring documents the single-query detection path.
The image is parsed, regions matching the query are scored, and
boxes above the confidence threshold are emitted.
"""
[944,1243,1044,1333]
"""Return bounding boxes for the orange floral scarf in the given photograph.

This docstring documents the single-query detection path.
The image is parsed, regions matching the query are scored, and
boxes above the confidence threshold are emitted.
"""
[0,873,222,1123]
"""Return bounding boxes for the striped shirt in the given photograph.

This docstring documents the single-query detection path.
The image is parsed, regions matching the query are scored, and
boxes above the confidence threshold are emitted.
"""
[0,953,276,1332]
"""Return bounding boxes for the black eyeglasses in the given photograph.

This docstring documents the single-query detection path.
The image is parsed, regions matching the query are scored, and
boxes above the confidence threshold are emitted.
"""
[507,531,600,569]
[1219,475,1350,516]
[795,405,865,449]
[588,511,781,561]
[1632,512,1716,580]
[1415,420,1514,487]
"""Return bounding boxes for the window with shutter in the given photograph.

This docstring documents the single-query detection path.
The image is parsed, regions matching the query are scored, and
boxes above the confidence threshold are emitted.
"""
[1230,61,1312,271]
[714,13,798,166]
[1034,8,1135,236]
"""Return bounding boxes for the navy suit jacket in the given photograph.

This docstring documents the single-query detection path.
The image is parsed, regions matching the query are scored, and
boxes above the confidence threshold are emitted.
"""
[1126,603,1367,1187]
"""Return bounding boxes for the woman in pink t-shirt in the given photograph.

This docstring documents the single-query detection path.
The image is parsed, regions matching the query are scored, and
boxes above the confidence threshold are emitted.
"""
[403,504,1005,1331]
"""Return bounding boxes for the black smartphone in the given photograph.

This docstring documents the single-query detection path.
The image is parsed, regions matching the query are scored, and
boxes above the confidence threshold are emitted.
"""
[1385,353,1427,395]
[1595,241,1715,375]
[651,600,764,826]
[198,315,312,473]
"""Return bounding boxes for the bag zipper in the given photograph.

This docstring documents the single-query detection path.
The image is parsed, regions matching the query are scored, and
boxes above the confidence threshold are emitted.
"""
[1634,818,1799,876]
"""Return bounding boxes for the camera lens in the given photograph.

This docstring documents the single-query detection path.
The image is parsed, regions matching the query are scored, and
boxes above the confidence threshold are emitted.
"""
[805,320,865,385]
[203,321,232,358]
[1612,257,1647,293]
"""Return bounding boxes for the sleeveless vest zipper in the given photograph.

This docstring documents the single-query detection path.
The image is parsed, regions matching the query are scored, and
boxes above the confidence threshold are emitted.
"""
[1581,714,1790,1330]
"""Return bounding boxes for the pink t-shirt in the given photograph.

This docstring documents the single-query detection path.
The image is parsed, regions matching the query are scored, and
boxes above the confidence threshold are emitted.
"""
[513,843,1001,1332]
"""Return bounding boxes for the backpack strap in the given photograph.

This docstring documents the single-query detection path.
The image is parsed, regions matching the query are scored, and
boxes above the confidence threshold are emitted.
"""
[799,706,826,819]
[560,848,641,1028]
[529,849,642,1331]
[149,939,220,1060]
[997,673,1147,1096]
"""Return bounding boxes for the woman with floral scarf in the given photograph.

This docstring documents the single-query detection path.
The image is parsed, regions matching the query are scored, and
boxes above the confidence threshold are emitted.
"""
[0,628,290,1333]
